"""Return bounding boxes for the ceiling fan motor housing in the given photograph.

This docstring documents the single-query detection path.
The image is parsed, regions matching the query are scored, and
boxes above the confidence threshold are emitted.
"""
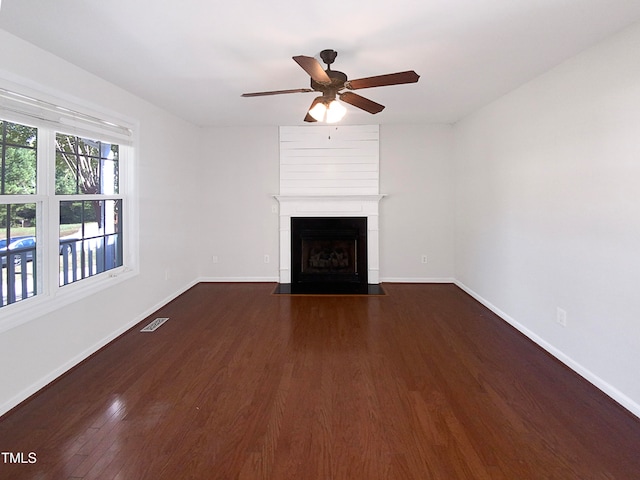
[311,69,348,94]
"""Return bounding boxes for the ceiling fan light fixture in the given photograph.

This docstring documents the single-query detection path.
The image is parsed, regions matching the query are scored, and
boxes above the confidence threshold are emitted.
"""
[308,100,327,122]
[308,98,346,123]
[326,100,346,123]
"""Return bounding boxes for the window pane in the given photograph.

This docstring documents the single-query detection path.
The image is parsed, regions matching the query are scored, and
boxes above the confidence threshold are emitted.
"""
[82,157,101,195]
[101,143,119,195]
[5,146,37,194]
[59,201,82,238]
[56,150,78,195]
[83,200,102,236]
[102,159,118,195]
[104,200,120,235]
[105,144,119,195]
[4,122,37,147]
[1,203,37,307]
[78,137,100,158]
[59,200,122,286]
[0,204,5,247]
[2,120,37,195]
[0,203,36,242]
[55,134,119,195]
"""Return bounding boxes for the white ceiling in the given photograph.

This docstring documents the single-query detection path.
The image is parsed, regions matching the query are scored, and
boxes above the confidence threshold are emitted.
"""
[2,0,640,127]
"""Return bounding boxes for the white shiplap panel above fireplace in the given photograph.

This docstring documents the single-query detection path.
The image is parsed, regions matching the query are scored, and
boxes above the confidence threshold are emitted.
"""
[279,125,379,196]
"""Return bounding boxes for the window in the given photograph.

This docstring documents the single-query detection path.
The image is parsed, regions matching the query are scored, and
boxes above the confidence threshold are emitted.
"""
[1,120,38,307]
[56,134,123,285]
[0,86,135,327]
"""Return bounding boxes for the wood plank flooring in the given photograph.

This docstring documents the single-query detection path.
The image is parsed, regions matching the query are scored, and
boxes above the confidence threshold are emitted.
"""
[1,283,639,479]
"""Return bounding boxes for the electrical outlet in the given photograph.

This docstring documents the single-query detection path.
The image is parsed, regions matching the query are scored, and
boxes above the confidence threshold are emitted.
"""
[164,269,170,280]
[271,205,278,214]
[556,307,567,327]
[421,255,428,264]
[212,255,219,264]
[264,254,270,263]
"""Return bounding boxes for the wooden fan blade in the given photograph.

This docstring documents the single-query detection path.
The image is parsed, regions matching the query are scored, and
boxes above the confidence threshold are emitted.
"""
[339,92,385,114]
[345,70,420,90]
[304,97,323,122]
[241,88,314,97]
[293,55,331,85]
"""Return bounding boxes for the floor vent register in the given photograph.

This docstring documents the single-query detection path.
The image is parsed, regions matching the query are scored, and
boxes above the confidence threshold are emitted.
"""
[140,317,169,332]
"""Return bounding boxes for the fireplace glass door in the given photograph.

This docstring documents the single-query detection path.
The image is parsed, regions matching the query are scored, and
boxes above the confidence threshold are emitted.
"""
[291,217,367,293]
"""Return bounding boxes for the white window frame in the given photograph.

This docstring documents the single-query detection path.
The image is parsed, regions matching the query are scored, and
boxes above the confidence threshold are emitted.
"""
[0,82,139,333]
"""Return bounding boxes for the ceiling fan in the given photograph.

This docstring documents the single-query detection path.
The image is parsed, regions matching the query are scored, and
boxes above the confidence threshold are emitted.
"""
[241,49,420,123]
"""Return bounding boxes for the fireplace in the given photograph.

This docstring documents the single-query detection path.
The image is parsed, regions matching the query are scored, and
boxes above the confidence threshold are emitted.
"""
[291,217,368,294]
[274,194,384,294]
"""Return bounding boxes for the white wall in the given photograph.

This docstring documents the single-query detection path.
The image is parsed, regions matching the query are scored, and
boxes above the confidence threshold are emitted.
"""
[197,126,280,281]
[380,124,455,281]
[0,31,201,414]
[454,22,640,415]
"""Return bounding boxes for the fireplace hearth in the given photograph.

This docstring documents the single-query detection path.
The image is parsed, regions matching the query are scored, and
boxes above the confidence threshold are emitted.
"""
[290,217,368,294]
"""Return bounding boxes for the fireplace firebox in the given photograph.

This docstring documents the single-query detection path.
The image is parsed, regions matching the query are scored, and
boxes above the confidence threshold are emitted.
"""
[291,217,368,294]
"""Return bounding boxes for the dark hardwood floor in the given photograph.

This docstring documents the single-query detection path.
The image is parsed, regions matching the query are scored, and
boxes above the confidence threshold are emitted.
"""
[1,283,639,479]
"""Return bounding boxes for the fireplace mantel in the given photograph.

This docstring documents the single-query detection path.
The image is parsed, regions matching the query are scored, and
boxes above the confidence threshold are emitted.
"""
[275,194,386,203]
[274,194,385,285]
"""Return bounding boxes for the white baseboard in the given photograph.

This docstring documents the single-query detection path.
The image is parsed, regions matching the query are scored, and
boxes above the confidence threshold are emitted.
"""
[454,280,640,419]
[198,277,456,284]
[380,277,456,283]
[197,276,279,283]
[198,277,457,284]
[0,279,198,417]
